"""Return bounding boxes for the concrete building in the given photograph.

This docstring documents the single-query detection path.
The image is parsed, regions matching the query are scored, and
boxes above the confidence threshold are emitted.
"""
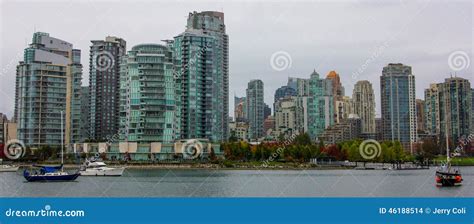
[326,71,345,123]
[119,44,178,143]
[229,121,249,141]
[0,114,7,144]
[15,32,82,148]
[174,11,229,141]
[264,103,271,120]
[380,63,417,153]
[89,36,126,141]
[274,96,298,136]
[246,79,264,140]
[263,116,275,136]
[424,77,471,145]
[234,96,246,122]
[352,80,376,133]
[319,114,362,144]
[80,86,90,142]
[73,140,222,161]
[416,99,425,134]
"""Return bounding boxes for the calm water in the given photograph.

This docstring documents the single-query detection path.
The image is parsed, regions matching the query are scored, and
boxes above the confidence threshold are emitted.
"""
[1,167,473,197]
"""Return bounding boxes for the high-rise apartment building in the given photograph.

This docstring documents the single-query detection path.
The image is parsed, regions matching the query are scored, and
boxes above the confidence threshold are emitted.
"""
[174,11,229,141]
[308,70,334,141]
[119,44,178,143]
[246,79,264,140]
[424,77,471,145]
[352,80,376,133]
[326,71,345,123]
[234,96,247,122]
[15,32,82,148]
[380,63,417,153]
[415,99,425,133]
[80,86,90,142]
[89,36,126,141]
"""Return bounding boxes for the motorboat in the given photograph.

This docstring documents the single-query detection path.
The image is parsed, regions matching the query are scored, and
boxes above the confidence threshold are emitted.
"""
[79,158,125,176]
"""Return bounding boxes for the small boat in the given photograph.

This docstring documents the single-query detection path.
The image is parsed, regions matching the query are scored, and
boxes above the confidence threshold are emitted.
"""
[23,165,80,182]
[23,110,80,182]
[79,158,125,176]
[435,121,463,187]
[0,159,19,172]
[436,168,462,187]
[0,164,19,172]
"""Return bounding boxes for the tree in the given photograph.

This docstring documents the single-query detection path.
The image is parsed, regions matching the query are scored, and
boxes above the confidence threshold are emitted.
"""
[294,133,311,146]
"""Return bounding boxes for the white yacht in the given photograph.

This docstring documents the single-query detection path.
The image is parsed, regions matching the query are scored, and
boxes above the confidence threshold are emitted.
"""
[79,158,125,176]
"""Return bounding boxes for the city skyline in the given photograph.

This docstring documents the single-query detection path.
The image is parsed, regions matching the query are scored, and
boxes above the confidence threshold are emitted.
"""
[1,1,472,119]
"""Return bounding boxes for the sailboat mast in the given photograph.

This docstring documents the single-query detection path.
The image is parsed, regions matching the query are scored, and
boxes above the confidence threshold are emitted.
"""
[61,110,64,170]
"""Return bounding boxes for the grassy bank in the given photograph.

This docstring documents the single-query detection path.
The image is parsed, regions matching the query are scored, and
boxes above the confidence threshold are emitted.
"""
[433,156,474,166]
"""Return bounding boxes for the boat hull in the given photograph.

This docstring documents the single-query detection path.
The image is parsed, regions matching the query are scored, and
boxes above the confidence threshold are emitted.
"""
[23,172,80,182]
[436,171,462,187]
[0,166,19,172]
[79,167,125,176]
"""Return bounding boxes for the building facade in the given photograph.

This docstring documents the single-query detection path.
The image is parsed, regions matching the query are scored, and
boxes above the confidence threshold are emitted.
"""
[174,11,229,142]
[234,96,246,122]
[416,99,425,134]
[352,80,376,133]
[119,44,178,143]
[326,71,345,123]
[424,77,471,145]
[274,96,298,136]
[380,63,417,153]
[308,70,334,141]
[89,36,126,141]
[246,79,264,140]
[15,32,82,148]
[80,86,90,142]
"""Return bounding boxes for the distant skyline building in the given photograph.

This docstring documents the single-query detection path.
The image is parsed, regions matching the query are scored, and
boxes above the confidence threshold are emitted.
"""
[119,44,178,143]
[326,71,345,123]
[174,11,229,141]
[234,96,247,122]
[424,77,471,145]
[274,96,298,136]
[352,80,376,133]
[415,99,425,133]
[264,103,271,120]
[80,86,90,142]
[0,113,6,144]
[274,85,296,103]
[308,70,334,141]
[380,63,417,153]
[89,36,126,141]
[246,79,264,140]
[15,32,82,148]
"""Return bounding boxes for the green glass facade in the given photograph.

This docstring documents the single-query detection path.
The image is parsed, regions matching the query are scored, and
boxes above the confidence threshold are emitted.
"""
[173,11,229,142]
[307,71,334,141]
[119,44,178,143]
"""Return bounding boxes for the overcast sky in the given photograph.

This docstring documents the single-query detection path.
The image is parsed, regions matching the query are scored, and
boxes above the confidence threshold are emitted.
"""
[0,0,472,119]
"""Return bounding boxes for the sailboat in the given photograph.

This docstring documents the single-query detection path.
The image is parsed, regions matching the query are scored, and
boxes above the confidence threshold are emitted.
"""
[435,115,463,186]
[23,111,80,182]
